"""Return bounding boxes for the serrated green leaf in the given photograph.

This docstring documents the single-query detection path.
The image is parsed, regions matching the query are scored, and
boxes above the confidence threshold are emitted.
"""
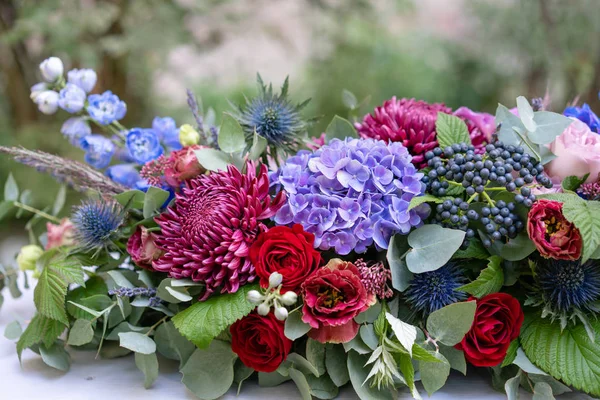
[347,352,394,400]
[4,173,19,201]
[218,113,246,153]
[39,342,70,371]
[135,352,159,389]
[426,301,476,346]
[325,344,349,387]
[142,186,170,219]
[521,313,600,397]
[420,352,450,396]
[561,174,589,192]
[408,194,448,211]
[435,113,471,149]
[561,200,600,263]
[325,115,357,142]
[17,314,66,358]
[398,353,418,397]
[181,340,235,400]
[67,319,94,346]
[406,225,465,273]
[457,256,504,298]
[194,148,232,172]
[172,284,257,349]
[501,339,519,368]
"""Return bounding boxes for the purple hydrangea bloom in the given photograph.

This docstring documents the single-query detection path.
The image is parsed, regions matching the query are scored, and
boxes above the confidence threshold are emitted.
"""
[270,138,430,254]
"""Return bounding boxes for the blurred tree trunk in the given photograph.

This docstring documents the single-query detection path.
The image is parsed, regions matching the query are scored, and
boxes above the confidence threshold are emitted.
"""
[0,0,38,129]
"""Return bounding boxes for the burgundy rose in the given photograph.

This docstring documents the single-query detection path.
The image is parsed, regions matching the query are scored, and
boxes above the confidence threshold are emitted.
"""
[127,226,163,270]
[456,293,524,367]
[164,145,205,188]
[45,218,75,250]
[230,312,292,373]
[301,259,376,344]
[527,199,583,260]
[249,224,321,293]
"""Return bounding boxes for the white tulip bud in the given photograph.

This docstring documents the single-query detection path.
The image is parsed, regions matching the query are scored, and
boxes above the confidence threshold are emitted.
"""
[268,272,283,288]
[247,290,264,305]
[257,303,270,316]
[30,82,49,101]
[280,291,298,306]
[40,57,64,82]
[274,306,288,321]
[35,91,59,115]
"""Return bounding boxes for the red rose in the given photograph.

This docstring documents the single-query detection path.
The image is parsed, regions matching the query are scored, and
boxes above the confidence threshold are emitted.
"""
[456,293,524,367]
[301,259,376,344]
[249,224,321,293]
[230,312,292,373]
[527,199,582,260]
[164,145,205,188]
[127,226,163,270]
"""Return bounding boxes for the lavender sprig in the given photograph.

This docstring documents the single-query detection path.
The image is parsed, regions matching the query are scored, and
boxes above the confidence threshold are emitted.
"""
[109,286,162,307]
[0,146,126,196]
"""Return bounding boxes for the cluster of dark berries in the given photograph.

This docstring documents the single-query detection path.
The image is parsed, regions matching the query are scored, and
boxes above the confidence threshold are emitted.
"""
[422,140,554,248]
[109,286,162,307]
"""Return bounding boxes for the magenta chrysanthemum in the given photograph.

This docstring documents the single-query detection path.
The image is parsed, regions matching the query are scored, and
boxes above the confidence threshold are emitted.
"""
[153,162,286,299]
[355,97,452,168]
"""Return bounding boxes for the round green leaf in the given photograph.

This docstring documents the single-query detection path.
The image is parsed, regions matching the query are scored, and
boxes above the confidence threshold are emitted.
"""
[426,301,476,346]
[181,340,235,400]
[406,225,466,273]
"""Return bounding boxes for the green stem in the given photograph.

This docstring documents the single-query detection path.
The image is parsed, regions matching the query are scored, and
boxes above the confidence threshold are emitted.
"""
[484,187,506,191]
[146,316,168,336]
[445,180,462,187]
[466,193,479,204]
[481,191,495,207]
[13,202,61,223]
[513,128,541,160]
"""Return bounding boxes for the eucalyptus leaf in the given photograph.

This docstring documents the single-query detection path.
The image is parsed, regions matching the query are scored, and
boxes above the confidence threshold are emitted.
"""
[516,96,536,132]
[325,344,349,387]
[306,374,339,399]
[118,332,156,355]
[325,115,357,142]
[406,225,465,273]
[39,342,70,371]
[284,309,311,340]
[289,368,312,400]
[419,352,450,396]
[505,373,521,400]
[248,130,268,160]
[135,352,159,389]
[426,301,476,346]
[530,111,572,145]
[4,320,22,340]
[439,344,467,375]
[218,113,246,153]
[532,382,554,400]
[142,186,170,218]
[67,319,94,346]
[194,148,232,172]
[342,89,358,110]
[4,173,19,202]
[359,324,378,351]
[306,339,326,376]
[114,189,146,209]
[387,234,412,292]
[181,340,235,400]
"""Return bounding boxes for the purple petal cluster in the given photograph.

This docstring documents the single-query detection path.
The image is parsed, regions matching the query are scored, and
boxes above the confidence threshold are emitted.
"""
[271,138,430,254]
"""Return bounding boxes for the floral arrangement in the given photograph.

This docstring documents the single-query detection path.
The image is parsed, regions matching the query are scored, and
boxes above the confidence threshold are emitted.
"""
[2,56,600,400]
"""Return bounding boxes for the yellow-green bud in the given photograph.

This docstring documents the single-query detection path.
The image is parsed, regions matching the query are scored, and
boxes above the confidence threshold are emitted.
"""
[16,244,44,271]
[179,124,200,147]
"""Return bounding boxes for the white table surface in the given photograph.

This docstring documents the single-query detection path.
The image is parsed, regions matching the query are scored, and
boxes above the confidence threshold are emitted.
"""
[0,243,593,400]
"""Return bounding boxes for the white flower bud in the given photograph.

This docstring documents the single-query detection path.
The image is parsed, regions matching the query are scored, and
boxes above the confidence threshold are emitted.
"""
[30,82,49,101]
[269,272,283,288]
[280,291,298,306]
[257,303,270,316]
[35,91,59,115]
[247,290,264,305]
[40,57,64,82]
[274,306,288,321]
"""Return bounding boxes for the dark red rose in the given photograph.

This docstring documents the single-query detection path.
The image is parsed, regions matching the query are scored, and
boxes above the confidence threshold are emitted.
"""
[456,293,524,367]
[127,226,163,270]
[301,259,376,344]
[164,145,205,188]
[249,224,321,293]
[230,312,292,373]
[527,199,582,260]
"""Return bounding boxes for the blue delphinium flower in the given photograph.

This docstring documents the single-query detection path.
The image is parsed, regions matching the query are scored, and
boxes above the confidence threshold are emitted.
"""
[232,75,311,156]
[270,138,429,254]
[67,68,97,93]
[126,128,163,164]
[106,164,141,188]
[405,263,467,316]
[58,83,87,113]
[72,199,124,252]
[537,259,600,314]
[87,90,127,125]
[564,103,600,133]
[80,135,115,169]
[152,116,182,150]
[61,117,91,146]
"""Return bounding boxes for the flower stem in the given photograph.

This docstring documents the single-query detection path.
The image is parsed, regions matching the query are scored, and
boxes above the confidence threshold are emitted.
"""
[13,201,61,223]
[146,315,168,336]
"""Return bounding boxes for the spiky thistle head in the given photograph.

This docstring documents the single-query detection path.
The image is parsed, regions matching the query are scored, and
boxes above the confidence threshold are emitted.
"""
[232,74,312,159]
[404,262,467,316]
[531,258,600,326]
[71,199,124,252]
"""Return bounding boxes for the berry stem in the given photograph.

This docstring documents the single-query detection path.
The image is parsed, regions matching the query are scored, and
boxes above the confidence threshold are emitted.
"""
[481,191,495,207]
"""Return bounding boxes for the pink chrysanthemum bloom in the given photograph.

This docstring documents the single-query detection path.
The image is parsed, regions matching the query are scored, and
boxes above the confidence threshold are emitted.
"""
[454,107,496,154]
[153,162,286,299]
[355,97,452,168]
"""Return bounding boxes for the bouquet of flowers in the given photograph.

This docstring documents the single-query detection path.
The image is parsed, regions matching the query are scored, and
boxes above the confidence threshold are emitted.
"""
[2,56,600,400]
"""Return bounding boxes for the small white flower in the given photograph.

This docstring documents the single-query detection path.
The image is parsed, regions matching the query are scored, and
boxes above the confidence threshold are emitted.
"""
[257,303,270,316]
[35,91,59,115]
[274,306,288,321]
[280,291,298,306]
[247,290,264,305]
[30,82,49,101]
[40,57,64,82]
[268,272,283,288]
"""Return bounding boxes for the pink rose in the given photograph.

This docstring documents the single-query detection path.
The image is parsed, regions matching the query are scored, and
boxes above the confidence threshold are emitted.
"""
[301,259,376,343]
[45,219,75,250]
[127,226,163,270]
[546,118,600,184]
[164,145,204,188]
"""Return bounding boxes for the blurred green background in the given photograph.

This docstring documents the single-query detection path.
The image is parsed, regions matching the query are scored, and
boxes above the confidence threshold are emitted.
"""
[1,0,600,238]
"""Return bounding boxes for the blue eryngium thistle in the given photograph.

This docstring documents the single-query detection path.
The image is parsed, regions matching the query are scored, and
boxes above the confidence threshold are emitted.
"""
[536,258,600,315]
[232,74,312,157]
[72,199,124,252]
[405,263,467,316]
